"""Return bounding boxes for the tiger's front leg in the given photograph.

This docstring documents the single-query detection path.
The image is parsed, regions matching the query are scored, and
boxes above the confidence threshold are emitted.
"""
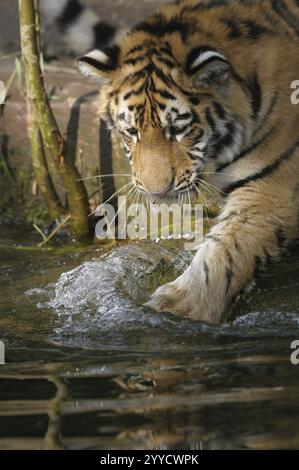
[146,186,298,324]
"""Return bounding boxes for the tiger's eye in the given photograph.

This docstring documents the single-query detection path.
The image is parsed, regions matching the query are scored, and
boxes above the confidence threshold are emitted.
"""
[127,128,138,136]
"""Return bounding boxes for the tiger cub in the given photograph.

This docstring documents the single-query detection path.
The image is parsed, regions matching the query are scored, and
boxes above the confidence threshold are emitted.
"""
[78,0,299,323]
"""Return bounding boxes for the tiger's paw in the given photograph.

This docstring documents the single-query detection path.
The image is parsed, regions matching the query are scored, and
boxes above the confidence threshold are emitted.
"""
[145,275,199,320]
[145,270,224,324]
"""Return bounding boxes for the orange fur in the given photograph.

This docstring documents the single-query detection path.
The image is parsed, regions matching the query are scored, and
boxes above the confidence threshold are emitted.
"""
[79,0,299,323]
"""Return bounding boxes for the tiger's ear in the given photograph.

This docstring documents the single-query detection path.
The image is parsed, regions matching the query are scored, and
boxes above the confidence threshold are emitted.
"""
[77,46,120,83]
[186,47,230,89]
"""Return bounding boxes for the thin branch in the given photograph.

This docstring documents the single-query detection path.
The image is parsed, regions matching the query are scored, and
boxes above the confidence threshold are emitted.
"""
[38,215,71,247]
[19,0,91,242]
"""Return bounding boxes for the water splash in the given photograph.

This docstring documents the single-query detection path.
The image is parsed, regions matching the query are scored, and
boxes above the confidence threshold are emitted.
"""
[41,242,194,333]
[23,241,299,348]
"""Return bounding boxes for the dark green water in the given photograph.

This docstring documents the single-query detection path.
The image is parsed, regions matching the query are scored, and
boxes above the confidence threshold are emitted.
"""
[0,230,299,450]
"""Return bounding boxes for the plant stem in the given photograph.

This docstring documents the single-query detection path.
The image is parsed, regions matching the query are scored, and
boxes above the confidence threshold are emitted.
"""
[19,0,92,242]
[38,215,71,247]
[28,111,65,219]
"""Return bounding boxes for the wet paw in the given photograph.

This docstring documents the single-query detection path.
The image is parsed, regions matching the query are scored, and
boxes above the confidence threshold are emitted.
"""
[145,272,223,324]
[145,280,192,318]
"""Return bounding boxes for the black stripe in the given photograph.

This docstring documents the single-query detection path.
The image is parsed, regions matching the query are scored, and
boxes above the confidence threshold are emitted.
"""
[57,0,84,29]
[213,101,226,119]
[160,44,177,60]
[94,22,116,48]
[156,89,176,100]
[133,63,171,86]
[230,69,251,96]
[189,96,201,105]
[186,46,227,75]
[205,108,216,130]
[123,91,133,100]
[126,41,156,57]
[213,123,235,155]
[248,73,262,121]
[133,15,191,42]
[156,101,166,111]
[222,18,242,39]
[204,261,210,287]
[225,253,234,295]
[149,77,157,92]
[271,0,299,36]
[191,110,201,124]
[217,126,276,172]
[187,46,216,71]
[252,93,278,138]
[224,137,299,195]
[240,20,271,39]
[157,56,176,69]
[175,112,193,121]
[79,56,111,72]
[124,56,146,66]
[173,82,201,98]
[135,104,144,112]
[189,56,229,76]
[79,46,120,72]
[192,129,204,145]
[150,103,161,129]
[173,124,191,135]
[186,0,229,13]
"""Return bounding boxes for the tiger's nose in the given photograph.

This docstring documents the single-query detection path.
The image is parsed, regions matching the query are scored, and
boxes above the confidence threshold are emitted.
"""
[150,185,172,197]
[144,176,175,196]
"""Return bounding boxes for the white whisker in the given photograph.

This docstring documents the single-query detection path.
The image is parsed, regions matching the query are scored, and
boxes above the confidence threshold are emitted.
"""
[197,179,222,207]
[109,184,135,230]
[192,183,212,228]
[89,181,133,217]
[78,173,131,182]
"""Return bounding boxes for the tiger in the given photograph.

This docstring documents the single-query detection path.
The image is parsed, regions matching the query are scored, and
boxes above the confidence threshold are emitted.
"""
[78,0,299,324]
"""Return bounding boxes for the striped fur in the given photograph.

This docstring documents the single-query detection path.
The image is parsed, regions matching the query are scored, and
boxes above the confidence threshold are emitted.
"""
[79,0,299,323]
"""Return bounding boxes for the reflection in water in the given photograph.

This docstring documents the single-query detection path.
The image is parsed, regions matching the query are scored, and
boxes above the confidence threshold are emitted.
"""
[0,240,299,449]
[43,376,68,450]
[1,352,299,450]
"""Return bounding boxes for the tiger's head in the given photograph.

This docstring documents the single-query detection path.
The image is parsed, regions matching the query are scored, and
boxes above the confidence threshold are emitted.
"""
[78,26,251,201]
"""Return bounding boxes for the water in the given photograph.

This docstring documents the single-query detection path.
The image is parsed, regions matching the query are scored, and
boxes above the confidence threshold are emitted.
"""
[1,233,299,450]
